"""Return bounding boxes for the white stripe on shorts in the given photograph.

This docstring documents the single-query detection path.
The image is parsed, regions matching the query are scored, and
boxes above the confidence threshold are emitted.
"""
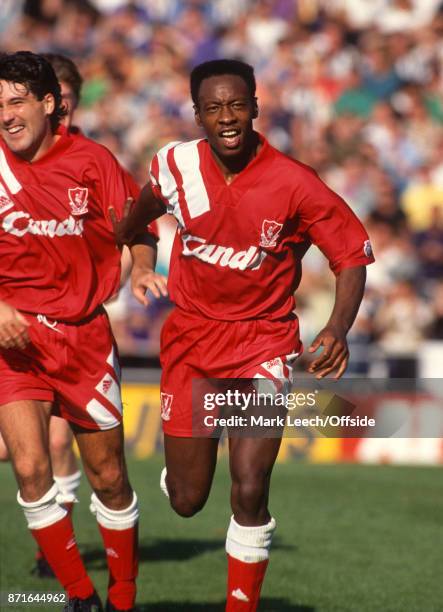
[86,399,120,430]
[106,347,121,382]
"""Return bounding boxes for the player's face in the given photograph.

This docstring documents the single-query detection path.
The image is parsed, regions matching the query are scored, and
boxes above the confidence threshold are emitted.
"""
[195,74,257,160]
[60,80,77,129]
[0,80,55,162]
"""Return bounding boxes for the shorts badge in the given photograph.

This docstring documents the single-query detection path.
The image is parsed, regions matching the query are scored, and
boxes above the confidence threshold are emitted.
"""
[160,392,174,421]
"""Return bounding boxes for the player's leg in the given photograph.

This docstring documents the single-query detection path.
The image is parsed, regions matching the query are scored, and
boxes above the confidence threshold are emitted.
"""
[229,437,281,524]
[0,400,97,601]
[159,308,221,516]
[50,415,79,477]
[75,424,138,612]
[50,415,81,514]
[51,310,137,610]
[162,435,219,517]
[33,416,82,578]
[222,342,298,611]
[50,414,81,522]
[0,431,9,460]
[225,436,281,611]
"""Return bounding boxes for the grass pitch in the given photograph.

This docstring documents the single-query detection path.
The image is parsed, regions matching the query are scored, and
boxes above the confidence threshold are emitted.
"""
[1,457,442,611]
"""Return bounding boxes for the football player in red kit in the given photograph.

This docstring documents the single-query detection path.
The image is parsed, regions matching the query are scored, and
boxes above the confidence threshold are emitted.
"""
[114,59,375,612]
[0,53,85,579]
[0,51,163,612]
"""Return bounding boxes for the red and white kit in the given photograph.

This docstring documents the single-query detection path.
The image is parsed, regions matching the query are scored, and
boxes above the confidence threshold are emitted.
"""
[150,134,374,436]
[0,127,147,429]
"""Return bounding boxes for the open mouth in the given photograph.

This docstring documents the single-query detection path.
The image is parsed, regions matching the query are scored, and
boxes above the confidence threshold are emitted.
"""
[219,129,241,148]
[5,125,25,136]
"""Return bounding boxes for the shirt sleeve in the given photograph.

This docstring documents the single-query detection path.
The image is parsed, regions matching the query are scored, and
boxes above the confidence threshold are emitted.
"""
[149,153,170,208]
[148,141,182,214]
[293,167,375,274]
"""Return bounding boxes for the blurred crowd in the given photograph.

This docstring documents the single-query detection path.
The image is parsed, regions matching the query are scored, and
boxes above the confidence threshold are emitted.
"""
[1,0,442,376]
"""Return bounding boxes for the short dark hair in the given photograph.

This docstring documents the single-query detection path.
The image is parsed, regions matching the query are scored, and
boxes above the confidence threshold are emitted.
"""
[0,51,66,130]
[42,53,83,107]
[190,59,256,106]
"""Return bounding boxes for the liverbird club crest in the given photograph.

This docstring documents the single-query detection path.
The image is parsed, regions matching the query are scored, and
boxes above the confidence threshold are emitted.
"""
[160,392,174,421]
[259,219,283,248]
[68,187,89,216]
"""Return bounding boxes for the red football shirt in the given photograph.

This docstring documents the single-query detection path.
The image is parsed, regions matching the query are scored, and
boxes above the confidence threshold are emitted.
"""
[0,127,142,322]
[150,134,374,321]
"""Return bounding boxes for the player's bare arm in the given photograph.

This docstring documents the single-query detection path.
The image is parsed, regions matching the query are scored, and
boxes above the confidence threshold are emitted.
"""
[130,240,168,307]
[0,300,30,350]
[109,183,166,247]
[109,192,168,305]
[308,265,366,379]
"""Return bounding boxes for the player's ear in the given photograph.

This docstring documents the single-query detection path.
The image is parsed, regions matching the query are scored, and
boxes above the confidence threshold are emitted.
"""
[252,97,258,119]
[43,92,55,117]
[194,104,202,127]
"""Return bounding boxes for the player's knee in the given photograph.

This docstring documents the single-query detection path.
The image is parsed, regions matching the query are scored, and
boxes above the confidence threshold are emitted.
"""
[14,457,52,500]
[169,493,204,518]
[89,463,129,501]
[49,432,74,460]
[231,476,268,517]
[168,483,207,518]
[0,445,9,461]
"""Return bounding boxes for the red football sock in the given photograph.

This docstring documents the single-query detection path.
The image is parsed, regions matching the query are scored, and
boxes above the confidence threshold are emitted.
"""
[98,523,138,610]
[226,555,269,611]
[31,515,94,599]
[37,501,74,560]
[64,502,75,515]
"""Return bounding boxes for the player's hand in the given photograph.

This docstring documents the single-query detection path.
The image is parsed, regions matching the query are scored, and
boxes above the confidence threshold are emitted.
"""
[307,325,349,379]
[109,197,134,247]
[131,266,168,306]
[0,301,30,350]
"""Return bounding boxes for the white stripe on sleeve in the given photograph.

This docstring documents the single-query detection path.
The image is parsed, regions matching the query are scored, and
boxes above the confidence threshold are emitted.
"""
[173,140,210,219]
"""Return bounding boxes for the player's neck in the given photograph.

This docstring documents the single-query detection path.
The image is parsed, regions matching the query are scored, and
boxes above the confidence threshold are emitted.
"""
[212,133,261,185]
[19,131,60,163]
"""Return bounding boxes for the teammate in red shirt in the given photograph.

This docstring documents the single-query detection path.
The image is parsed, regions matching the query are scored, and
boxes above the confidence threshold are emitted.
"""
[115,59,374,611]
[0,52,86,580]
[0,51,163,612]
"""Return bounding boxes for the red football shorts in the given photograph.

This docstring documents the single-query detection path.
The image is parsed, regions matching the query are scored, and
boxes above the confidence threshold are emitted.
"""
[160,308,302,437]
[0,309,122,431]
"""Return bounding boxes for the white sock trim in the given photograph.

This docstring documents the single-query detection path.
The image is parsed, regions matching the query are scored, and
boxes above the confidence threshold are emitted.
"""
[54,470,81,504]
[17,482,68,530]
[90,491,139,530]
[160,467,169,498]
[225,516,276,563]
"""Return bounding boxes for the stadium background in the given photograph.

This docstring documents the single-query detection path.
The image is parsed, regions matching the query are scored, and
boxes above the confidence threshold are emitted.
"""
[0,2,443,610]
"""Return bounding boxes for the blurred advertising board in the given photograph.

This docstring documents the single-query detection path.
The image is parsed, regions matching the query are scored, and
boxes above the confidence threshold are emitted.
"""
[120,376,443,465]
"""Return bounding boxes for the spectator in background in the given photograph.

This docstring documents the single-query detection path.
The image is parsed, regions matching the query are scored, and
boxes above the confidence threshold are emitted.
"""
[334,68,378,119]
[402,164,443,231]
[374,279,433,377]
[427,281,443,340]
[413,206,443,287]
[367,169,408,231]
